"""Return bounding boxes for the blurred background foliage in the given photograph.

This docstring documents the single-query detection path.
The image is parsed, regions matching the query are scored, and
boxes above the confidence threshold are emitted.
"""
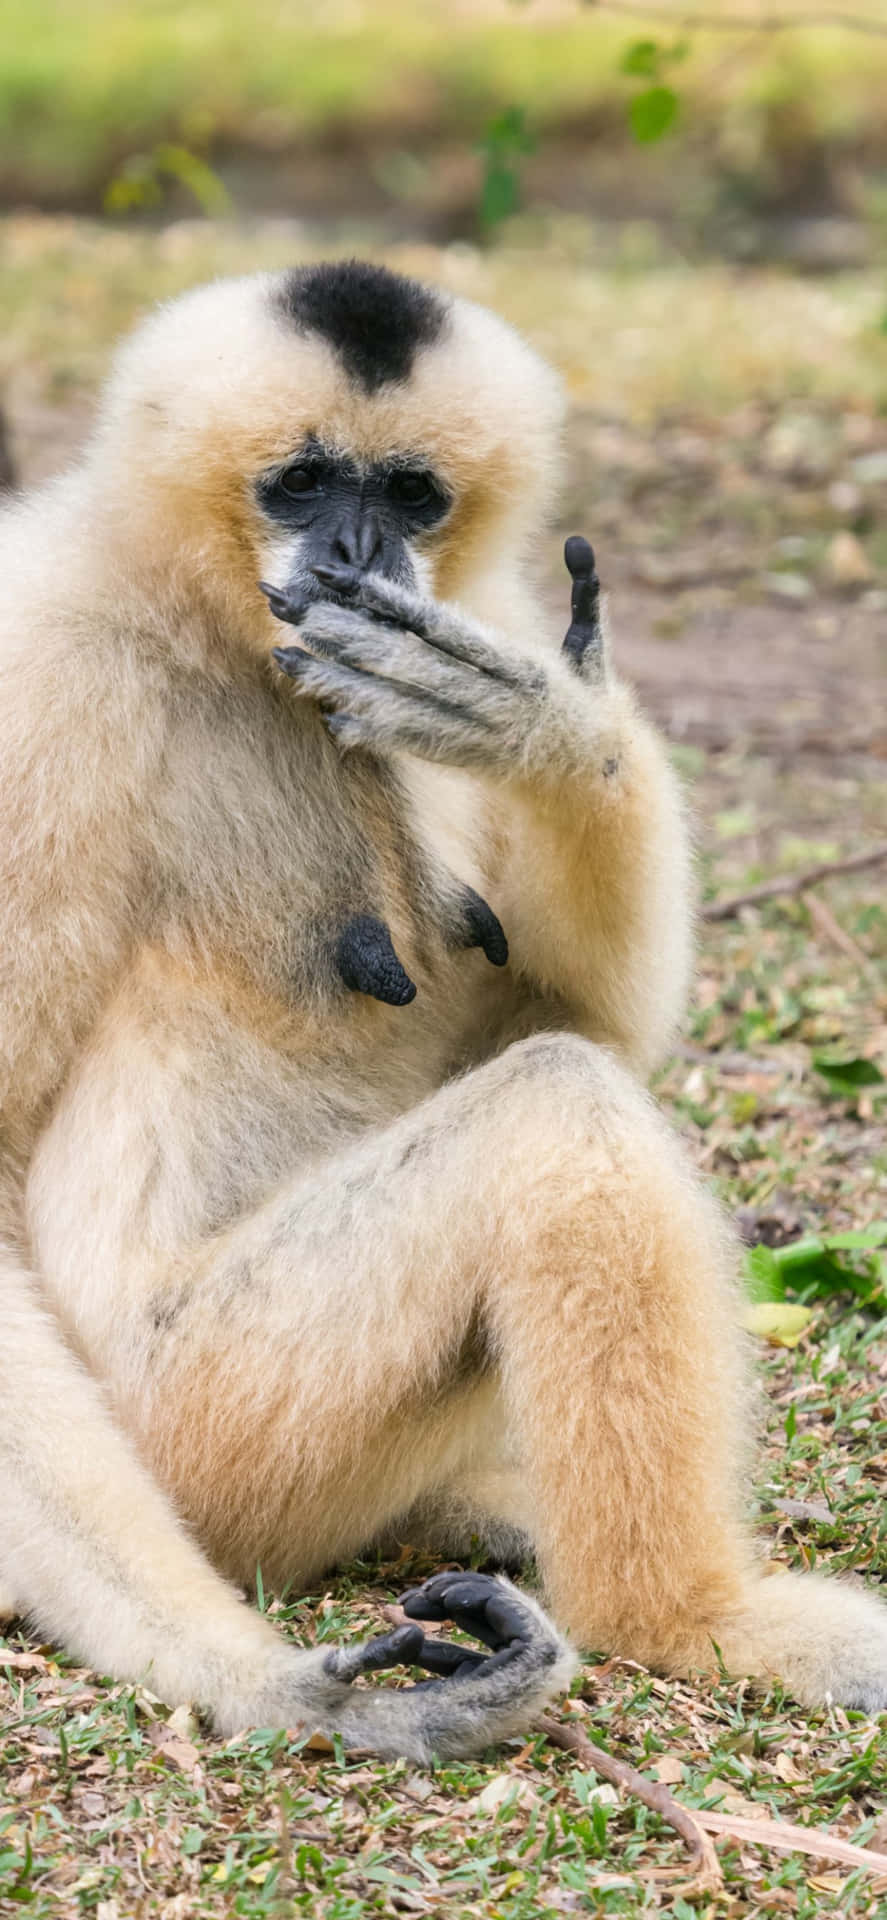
[1,0,886,257]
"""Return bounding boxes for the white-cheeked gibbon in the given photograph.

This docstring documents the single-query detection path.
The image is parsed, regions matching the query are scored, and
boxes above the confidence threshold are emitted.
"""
[2,261,886,1762]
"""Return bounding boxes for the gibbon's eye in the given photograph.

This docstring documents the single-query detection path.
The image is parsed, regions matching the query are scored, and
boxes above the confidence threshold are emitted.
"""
[280,463,324,499]
[389,469,438,512]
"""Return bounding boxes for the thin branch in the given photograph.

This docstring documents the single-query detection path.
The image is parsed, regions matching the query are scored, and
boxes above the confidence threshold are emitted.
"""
[583,0,887,36]
[702,842,887,922]
[802,887,879,979]
[537,1712,724,1894]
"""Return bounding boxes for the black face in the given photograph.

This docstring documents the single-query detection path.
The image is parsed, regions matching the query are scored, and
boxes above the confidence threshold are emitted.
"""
[255,439,451,598]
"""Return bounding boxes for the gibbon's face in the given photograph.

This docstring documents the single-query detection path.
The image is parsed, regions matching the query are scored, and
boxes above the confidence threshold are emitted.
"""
[100,261,565,622]
[254,430,453,607]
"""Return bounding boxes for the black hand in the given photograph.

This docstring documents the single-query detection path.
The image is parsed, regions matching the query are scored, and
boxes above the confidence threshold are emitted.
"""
[562,534,602,674]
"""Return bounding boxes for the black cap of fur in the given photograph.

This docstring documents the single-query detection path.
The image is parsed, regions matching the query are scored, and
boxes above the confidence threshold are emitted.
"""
[272,261,448,393]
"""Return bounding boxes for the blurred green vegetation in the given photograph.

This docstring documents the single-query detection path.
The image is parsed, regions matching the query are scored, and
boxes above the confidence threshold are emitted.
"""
[1,0,886,213]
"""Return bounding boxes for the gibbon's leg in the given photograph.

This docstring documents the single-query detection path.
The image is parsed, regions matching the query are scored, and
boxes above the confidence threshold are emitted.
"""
[30,1027,887,1715]
[1,1250,573,1757]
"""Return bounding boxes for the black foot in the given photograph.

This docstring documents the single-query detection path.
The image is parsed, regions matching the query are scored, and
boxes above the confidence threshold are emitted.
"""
[334,914,417,1007]
[323,1573,545,1692]
[398,1571,541,1683]
[324,1621,426,1684]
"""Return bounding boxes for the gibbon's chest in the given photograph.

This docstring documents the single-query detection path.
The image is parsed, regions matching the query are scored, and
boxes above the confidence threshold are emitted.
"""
[163,684,506,1056]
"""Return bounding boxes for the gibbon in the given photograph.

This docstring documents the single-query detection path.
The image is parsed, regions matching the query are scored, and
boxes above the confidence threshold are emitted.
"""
[2,261,886,1763]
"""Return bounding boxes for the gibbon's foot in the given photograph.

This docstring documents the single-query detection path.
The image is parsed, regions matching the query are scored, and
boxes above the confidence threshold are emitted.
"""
[562,535,603,679]
[323,1620,429,1684]
[323,1574,552,1694]
[398,1572,551,1683]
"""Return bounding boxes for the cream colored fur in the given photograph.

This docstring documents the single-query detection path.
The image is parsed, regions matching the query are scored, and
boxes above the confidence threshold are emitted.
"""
[2,268,887,1757]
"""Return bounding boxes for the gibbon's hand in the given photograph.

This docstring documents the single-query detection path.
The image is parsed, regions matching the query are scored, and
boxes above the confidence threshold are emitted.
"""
[322,1572,553,1689]
[262,543,614,784]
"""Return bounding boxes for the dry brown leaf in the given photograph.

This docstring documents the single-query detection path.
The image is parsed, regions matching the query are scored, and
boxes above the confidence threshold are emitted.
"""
[148,1723,201,1773]
[650,1755,684,1785]
[702,1778,768,1819]
[302,1730,336,1754]
[473,1772,539,1816]
[697,1809,887,1877]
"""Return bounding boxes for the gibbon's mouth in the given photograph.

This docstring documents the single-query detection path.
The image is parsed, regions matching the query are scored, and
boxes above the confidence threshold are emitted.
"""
[258,576,347,627]
[259,560,404,627]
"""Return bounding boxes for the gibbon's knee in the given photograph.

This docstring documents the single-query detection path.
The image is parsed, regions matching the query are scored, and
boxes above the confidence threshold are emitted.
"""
[483,1029,678,1201]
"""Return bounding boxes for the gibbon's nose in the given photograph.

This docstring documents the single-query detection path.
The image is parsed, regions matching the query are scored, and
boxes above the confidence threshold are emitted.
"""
[332,510,384,573]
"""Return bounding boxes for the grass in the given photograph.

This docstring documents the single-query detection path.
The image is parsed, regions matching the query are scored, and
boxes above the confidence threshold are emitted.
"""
[0,0,886,213]
[0,214,886,1912]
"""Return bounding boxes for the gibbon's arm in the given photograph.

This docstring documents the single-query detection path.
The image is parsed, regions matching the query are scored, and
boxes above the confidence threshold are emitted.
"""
[265,542,693,1075]
[487,539,693,1071]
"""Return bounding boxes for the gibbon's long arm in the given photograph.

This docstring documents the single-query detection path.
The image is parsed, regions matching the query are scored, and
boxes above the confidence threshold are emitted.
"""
[488,536,693,1072]
[268,547,693,1074]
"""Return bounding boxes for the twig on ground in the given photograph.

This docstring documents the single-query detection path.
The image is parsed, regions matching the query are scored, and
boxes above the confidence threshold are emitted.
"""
[536,1712,724,1895]
[702,843,887,922]
[802,888,879,978]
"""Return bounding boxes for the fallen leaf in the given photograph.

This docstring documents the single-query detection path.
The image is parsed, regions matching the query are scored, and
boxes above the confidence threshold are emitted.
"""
[587,1783,620,1808]
[166,1703,200,1742]
[302,1730,336,1754]
[473,1772,538,1816]
[825,531,873,589]
[743,1302,813,1347]
[148,1723,201,1773]
[0,1647,48,1672]
[697,1809,887,1877]
[650,1755,684,1785]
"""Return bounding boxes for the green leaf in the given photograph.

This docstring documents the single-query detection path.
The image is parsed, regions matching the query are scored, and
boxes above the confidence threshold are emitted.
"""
[823,1223,887,1252]
[620,38,661,78]
[743,1225,887,1313]
[813,1054,885,1098]
[480,161,520,229]
[478,105,535,230]
[745,1243,785,1303]
[629,86,678,144]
